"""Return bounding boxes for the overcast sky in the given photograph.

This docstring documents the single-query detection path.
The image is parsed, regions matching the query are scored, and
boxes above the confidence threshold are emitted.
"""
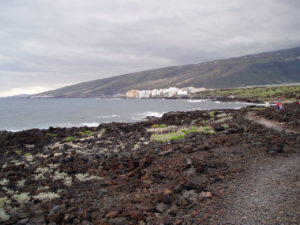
[0,0,300,97]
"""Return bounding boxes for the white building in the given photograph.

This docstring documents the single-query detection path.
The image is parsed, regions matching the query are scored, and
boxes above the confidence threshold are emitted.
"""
[139,90,151,98]
[183,87,206,94]
[177,90,188,95]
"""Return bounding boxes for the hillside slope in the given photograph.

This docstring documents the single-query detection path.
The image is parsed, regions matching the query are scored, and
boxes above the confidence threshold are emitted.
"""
[34,46,300,98]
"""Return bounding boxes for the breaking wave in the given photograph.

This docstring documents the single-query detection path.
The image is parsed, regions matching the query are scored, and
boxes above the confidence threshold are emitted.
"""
[97,114,120,118]
[130,111,164,121]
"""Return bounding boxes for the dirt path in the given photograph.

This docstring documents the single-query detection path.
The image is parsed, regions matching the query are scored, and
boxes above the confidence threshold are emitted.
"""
[245,111,300,134]
[212,113,300,225]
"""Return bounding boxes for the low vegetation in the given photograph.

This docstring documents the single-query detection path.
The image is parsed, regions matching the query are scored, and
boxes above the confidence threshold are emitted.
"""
[194,84,300,101]
[33,192,60,201]
[75,173,103,182]
[64,136,76,142]
[46,132,57,138]
[151,126,215,142]
[78,130,94,136]
[152,124,168,128]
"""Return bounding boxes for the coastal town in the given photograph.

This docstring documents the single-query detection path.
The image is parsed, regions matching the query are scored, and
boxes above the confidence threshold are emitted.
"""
[126,87,206,98]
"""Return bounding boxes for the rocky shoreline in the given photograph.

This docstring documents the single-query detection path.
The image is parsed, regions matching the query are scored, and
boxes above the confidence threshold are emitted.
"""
[0,103,299,225]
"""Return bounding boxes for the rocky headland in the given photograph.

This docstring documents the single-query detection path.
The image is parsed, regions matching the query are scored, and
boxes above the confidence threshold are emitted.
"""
[0,102,299,225]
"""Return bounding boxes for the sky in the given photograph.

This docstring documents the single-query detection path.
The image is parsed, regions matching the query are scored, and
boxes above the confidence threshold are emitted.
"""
[0,0,300,97]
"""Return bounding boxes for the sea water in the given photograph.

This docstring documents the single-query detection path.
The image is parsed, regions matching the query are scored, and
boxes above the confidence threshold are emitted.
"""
[0,98,250,131]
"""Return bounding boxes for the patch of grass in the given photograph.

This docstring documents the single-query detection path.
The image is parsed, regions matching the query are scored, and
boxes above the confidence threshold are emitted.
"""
[33,192,60,201]
[75,173,103,182]
[34,167,51,180]
[12,193,30,205]
[24,153,32,157]
[202,130,215,135]
[151,126,215,142]
[46,132,57,137]
[152,124,168,128]
[0,197,11,208]
[0,208,10,222]
[10,160,24,166]
[37,186,50,191]
[151,132,183,142]
[63,176,73,187]
[78,130,94,136]
[15,150,22,155]
[17,179,26,188]
[208,111,215,117]
[222,124,230,129]
[53,171,68,181]
[48,163,60,169]
[169,134,185,141]
[0,179,9,186]
[64,136,76,142]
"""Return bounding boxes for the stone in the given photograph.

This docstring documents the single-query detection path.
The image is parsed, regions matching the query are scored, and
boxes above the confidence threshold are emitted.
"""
[47,204,65,222]
[16,218,29,224]
[108,217,127,225]
[48,222,57,225]
[129,210,143,220]
[184,168,205,190]
[105,211,119,218]
[181,190,198,202]
[199,191,213,200]
[29,215,46,224]
[155,203,168,213]
[91,211,102,222]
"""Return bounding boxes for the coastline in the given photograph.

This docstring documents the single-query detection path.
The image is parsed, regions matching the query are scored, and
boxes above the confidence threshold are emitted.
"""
[0,102,299,224]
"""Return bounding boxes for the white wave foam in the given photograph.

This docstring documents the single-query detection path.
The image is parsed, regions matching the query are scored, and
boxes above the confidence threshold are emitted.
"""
[80,122,99,127]
[97,114,120,118]
[188,99,208,103]
[6,128,22,132]
[130,111,164,121]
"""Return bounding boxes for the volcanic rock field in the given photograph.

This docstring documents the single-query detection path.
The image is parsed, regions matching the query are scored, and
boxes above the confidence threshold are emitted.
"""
[0,103,299,225]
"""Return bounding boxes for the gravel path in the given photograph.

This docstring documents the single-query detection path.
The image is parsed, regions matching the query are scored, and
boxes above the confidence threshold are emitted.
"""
[215,113,300,225]
[220,153,300,225]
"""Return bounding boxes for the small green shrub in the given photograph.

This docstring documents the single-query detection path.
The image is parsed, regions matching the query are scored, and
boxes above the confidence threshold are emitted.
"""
[64,136,76,142]
[78,130,94,136]
[202,130,215,135]
[152,124,167,128]
[208,111,215,117]
[46,133,57,137]
[159,124,167,128]
[169,135,185,141]
[15,150,22,155]
[222,124,229,129]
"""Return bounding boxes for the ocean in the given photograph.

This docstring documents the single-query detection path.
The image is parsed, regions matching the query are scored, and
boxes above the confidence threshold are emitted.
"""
[0,98,250,131]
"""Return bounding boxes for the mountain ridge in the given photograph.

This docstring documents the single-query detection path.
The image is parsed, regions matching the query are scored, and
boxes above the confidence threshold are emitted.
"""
[33,46,300,98]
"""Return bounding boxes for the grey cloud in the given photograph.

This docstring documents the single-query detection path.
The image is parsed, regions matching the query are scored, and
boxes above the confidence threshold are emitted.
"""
[0,0,300,96]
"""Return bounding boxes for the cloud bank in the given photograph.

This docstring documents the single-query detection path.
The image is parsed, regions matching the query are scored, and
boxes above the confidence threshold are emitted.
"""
[0,0,300,96]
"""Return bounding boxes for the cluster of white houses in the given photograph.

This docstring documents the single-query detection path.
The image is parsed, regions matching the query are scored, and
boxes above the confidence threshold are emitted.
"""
[126,87,206,99]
